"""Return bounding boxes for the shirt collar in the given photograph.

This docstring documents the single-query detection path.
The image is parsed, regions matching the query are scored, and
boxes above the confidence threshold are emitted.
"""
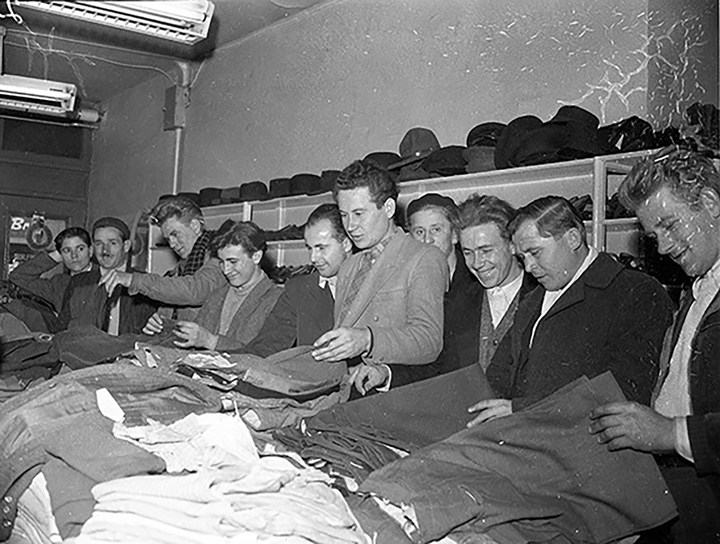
[693,257,720,299]
[365,223,399,263]
[487,269,523,301]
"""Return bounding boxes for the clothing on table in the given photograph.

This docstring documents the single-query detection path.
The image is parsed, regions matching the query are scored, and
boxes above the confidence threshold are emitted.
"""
[487,252,675,409]
[193,272,281,351]
[356,372,677,544]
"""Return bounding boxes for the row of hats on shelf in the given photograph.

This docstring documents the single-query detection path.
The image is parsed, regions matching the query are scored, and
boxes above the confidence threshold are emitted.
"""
[174,102,717,209]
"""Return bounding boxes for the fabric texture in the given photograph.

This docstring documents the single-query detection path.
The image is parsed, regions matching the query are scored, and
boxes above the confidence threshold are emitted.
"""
[334,231,447,374]
[174,230,213,278]
[487,253,675,409]
[241,271,335,357]
[193,273,282,351]
[356,373,678,544]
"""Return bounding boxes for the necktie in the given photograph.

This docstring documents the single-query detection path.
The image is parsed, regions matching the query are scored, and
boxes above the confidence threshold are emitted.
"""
[337,252,373,325]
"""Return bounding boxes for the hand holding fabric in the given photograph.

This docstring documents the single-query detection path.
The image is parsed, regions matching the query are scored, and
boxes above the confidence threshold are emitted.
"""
[350,363,390,395]
[589,401,676,453]
[311,327,371,362]
[467,398,512,427]
[173,321,219,350]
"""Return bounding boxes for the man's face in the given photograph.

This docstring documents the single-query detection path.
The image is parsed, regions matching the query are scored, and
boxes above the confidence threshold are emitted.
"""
[337,187,394,250]
[512,220,583,291]
[460,222,518,288]
[93,227,131,271]
[409,207,457,258]
[304,219,351,278]
[160,216,202,259]
[59,236,92,273]
[217,244,260,288]
[636,185,720,278]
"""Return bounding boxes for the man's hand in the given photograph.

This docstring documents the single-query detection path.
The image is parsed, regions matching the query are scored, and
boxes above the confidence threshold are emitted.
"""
[311,327,371,362]
[350,364,390,395]
[589,401,676,453]
[143,312,164,335]
[467,398,512,428]
[173,321,218,350]
[99,269,133,294]
[48,250,63,263]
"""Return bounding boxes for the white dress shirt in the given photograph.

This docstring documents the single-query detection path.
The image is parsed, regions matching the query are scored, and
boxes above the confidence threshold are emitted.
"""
[486,271,523,328]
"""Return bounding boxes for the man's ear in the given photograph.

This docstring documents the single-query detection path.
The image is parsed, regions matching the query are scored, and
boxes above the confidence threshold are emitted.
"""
[382,198,396,220]
[190,218,203,234]
[251,250,263,265]
[341,236,353,253]
[699,187,720,220]
[88,244,94,257]
[564,228,584,251]
[123,239,132,255]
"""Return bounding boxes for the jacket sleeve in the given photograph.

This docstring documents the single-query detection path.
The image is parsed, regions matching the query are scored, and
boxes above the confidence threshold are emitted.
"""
[128,258,227,306]
[9,252,66,312]
[365,246,448,367]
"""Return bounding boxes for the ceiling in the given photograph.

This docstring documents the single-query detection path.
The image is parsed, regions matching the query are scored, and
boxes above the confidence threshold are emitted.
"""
[0,0,326,106]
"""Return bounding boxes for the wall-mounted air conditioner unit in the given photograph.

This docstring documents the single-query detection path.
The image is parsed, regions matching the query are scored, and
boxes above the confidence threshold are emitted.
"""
[17,1,215,45]
[0,74,77,116]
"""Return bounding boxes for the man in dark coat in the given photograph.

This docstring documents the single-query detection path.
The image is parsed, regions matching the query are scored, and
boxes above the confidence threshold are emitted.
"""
[471,196,674,425]
[60,217,156,335]
[589,147,720,543]
[240,203,352,356]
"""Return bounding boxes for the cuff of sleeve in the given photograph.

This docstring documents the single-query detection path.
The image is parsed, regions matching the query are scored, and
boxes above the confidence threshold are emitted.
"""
[377,364,392,392]
[128,273,141,295]
[674,417,695,463]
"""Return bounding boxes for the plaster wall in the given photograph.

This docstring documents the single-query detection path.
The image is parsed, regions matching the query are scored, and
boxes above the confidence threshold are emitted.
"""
[88,0,718,216]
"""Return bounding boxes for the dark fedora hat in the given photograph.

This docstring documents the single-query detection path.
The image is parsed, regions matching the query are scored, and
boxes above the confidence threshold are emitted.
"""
[388,128,441,170]
[320,170,341,193]
[177,192,200,206]
[268,177,292,199]
[364,151,402,170]
[466,122,507,148]
[220,187,241,204]
[494,115,543,169]
[290,173,323,196]
[463,145,496,173]
[421,145,468,177]
[511,106,607,167]
[239,181,268,202]
[199,187,223,207]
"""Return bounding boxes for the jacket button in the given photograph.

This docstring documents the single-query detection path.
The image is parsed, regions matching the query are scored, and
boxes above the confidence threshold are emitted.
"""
[372,316,379,321]
[1,506,8,515]
[2,497,11,504]
[2,519,10,528]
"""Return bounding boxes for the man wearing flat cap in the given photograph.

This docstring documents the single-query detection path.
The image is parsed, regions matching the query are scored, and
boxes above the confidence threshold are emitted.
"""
[59,217,156,334]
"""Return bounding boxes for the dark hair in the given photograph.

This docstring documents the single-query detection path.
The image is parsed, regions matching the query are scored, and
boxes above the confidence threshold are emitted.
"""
[54,227,91,252]
[457,194,517,241]
[333,159,399,208]
[619,146,720,212]
[211,220,266,256]
[509,196,587,243]
[150,196,203,227]
[305,203,347,242]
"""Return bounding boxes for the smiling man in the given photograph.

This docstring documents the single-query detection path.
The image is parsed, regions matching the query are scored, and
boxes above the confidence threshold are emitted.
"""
[238,203,353,357]
[311,159,447,395]
[589,148,720,542]
[469,195,674,426]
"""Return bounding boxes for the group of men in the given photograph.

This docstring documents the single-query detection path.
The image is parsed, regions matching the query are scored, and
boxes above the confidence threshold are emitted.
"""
[7,147,719,541]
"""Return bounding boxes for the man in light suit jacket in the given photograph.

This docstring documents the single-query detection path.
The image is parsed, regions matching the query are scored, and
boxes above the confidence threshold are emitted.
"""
[590,147,720,543]
[312,159,448,394]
